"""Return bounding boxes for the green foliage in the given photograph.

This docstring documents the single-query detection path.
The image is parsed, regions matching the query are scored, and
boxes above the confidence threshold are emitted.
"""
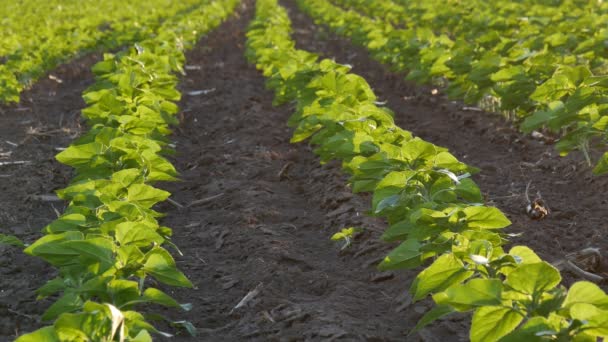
[0,0,208,104]
[247,0,608,341]
[0,233,25,247]
[300,0,608,174]
[15,0,239,340]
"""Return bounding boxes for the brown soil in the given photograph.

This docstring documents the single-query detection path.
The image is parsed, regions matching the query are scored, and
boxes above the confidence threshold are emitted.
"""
[0,54,100,338]
[0,0,607,341]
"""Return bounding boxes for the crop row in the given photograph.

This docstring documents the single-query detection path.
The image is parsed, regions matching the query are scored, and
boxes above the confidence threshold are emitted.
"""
[246,0,608,340]
[15,0,239,340]
[299,0,608,174]
[0,0,204,104]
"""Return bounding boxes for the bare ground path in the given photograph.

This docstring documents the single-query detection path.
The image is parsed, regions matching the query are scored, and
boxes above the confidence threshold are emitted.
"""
[0,54,100,338]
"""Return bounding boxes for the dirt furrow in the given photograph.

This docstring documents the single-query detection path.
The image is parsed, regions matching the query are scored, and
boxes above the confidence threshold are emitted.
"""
[0,54,101,338]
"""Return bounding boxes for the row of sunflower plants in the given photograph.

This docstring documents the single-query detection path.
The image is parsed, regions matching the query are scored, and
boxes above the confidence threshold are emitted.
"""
[298,0,608,174]
[246,0,608,340]
[0,0,204,104]
[15,0,239,340]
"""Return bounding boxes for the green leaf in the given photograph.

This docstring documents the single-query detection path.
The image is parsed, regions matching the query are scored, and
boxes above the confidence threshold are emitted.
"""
[37,277,67,298]
[442,278,503,308]
[530,74,575,103]
[127,184,170,208]
[108,279,141,307]
[455,179,483,203]
[505,262,561,295]
[463,206,511,229]
[115,222,164,247]
[56,142,103,167]
[0,233,24,247]
[592,152,608,175]
[381,220,416,241]
[490,66,525,82]
[470,306,524,342]
[569,303,608,337]
[410,254,473,301]
[499,316,558,342]
[330,227,360,241]
[562,281,608,310]
[401,138,439,163]
[142,288,191,311]
[15,326,60,342]
[508,246,542,265]
[144,249,192,288]
[24,231,84,266]
[375,194,400,214]
[410,305,455,334]
[62,238,115,272]
[378,239,422,270]
[131,329,153,342]
[41,292,83,321]
[170,320,197,337]
[44,214,87,234]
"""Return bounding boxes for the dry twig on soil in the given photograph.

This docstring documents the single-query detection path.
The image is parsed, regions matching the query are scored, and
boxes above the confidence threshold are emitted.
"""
[230,282,263,314]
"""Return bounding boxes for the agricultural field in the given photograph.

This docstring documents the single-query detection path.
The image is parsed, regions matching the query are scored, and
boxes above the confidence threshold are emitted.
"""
[0,0,607,341]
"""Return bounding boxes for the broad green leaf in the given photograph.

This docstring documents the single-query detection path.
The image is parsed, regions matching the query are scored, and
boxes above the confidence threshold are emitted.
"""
[41,292,83,321]
[24,231,84,265]
[410,254,473,301]
[0,233,24,247]
[463,206,511,229]
[500,316,559,342]
[562,281,608,310]
[455,179,483,203]
[490,66,525,82]
[54,311,104,340]
[410,305,454,334]
[470,306,524,342]
[592,152,608,175]
[127,184,170,208]
[530,74,575,103]
[401,138,439,163]
[142,288,191,311]
[569,303,608,337]
[441,278,503,308]
[508,246,542,265]
[381,220,416,241]
[62,238,115,272]
[115,222,164,247]
[107,279,140,307]
[131,329,153,342]
[433,152,470,172]
[378,239,422,270]
[144,249,192,288]
[37,277,67,298]
[44,214,87,233]
[505,262,561,295]
[111,168,142,188]
[15,327,60,342]
[375,194,400,214]
[56,142,103,167]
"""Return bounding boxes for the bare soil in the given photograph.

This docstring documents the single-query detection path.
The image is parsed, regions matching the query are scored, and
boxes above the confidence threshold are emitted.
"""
[0,54,100,338]
[0,1,606,341]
